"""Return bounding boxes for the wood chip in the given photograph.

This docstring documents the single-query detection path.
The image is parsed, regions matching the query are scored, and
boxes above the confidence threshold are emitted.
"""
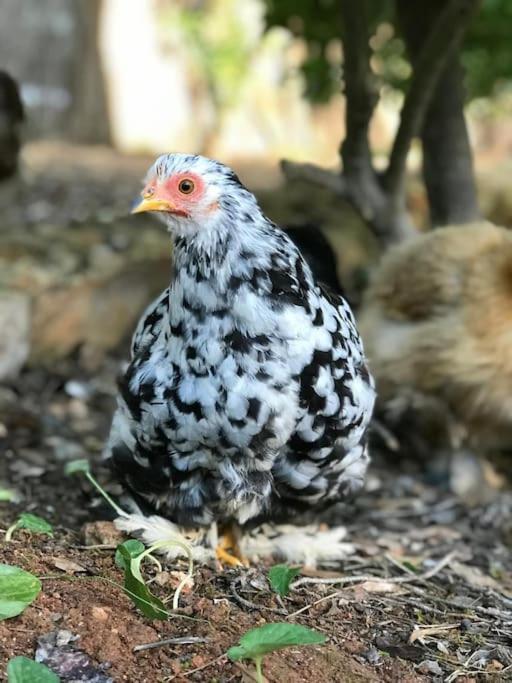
[409,623,460,643]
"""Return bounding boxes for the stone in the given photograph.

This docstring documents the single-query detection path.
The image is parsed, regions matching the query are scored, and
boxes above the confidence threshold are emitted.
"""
[0,217,171,374]
[0,291,30,380]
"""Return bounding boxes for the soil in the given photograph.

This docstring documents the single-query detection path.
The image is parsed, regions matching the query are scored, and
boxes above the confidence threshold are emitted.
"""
[0,535,425,683]
[1,144,512,682]
[2,340,512,682]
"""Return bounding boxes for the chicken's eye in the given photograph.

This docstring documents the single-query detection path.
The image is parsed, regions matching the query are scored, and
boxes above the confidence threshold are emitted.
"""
[178,178,195,194]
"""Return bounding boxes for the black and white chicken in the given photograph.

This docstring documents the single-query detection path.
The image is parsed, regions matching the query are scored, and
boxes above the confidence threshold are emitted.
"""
[105,154,375,565]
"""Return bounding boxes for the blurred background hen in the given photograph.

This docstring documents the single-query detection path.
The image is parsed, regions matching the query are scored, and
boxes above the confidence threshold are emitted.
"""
[359,223,512,498]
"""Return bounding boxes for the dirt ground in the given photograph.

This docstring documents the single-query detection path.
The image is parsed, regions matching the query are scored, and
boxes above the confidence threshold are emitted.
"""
[1,145,512,682]
[2,356,512,682]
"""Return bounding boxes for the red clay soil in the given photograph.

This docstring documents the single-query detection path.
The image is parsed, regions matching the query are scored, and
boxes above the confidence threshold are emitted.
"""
[0,534,426,682]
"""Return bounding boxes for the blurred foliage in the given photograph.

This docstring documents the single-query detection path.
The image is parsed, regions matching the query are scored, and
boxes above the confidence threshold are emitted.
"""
[263,0,512,102]
[156,0,261,107]
[462,0,512,97]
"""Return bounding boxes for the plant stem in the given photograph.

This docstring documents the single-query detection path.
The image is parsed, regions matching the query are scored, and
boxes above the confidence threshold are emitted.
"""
[84,471,127,518]
[139,539,195,610]
[254,656,264,683]
[4,521,19,542]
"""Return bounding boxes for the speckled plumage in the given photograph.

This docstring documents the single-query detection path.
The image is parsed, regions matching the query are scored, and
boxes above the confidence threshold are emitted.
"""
[105,154,375,530]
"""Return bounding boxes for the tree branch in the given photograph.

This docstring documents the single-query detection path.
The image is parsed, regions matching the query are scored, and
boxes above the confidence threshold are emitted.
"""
[281,1,481,247]
[383,0,481,198]
[339,0,378,177]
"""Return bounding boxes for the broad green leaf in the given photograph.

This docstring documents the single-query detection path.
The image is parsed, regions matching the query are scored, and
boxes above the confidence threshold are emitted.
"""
[115,543,168,620]
[7,656,60,683]
[16,514,53,537]
[114,539,145,570]
[227,623,326,661]
[64,459,90,475]
[268,565,301,597]
[0,565,41,620]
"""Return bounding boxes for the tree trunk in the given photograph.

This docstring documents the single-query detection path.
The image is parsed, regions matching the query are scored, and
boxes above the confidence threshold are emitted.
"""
[68,0,110,143]
[421,59,480,225]
[397,0,480,226]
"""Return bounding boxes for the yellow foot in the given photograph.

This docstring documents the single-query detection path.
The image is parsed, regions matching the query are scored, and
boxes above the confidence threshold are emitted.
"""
[215,528,249,568]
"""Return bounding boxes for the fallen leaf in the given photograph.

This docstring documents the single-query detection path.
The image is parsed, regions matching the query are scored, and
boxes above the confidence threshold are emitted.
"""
[52,558,87,574]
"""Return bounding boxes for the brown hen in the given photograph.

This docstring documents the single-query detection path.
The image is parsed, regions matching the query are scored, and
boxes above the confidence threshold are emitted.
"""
[359,222,512,498]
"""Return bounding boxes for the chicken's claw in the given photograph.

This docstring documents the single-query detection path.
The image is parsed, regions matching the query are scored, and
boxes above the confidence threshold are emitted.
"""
[215,527,248,568]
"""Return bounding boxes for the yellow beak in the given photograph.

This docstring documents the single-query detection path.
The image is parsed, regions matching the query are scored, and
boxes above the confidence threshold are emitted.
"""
[131,197,177,214]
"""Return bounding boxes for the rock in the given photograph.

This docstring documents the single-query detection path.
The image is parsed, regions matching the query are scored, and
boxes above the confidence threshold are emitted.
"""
[417,660,443,676]
[0,218,171,375]
[82,520,125,547]
[36,630,113,683]
[0,291,30,380]
[91,606,111,623]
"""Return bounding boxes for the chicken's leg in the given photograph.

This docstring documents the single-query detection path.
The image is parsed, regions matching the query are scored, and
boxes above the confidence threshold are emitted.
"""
[216,524,248,567]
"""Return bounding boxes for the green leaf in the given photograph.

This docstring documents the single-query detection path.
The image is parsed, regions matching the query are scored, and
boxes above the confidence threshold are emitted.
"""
[64,459,90,475]
[0,564,41,620]
[115,542,168,620]
[114,539,145,570]
[16,514,53,537]
[227,623,326,661]
[7,656,60,682]
[268,564,301,597]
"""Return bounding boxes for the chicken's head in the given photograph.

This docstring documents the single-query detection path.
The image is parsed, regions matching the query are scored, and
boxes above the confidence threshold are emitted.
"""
[131,153,256,239]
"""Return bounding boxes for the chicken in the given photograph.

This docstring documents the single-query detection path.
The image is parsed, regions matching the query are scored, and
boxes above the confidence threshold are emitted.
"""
[358,222,512,496]
[0,71,24,181]
[285,224,344,295]
[105,153,375,565]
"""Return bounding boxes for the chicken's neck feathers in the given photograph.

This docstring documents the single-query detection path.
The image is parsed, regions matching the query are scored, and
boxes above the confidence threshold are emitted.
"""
[170,213,307,304]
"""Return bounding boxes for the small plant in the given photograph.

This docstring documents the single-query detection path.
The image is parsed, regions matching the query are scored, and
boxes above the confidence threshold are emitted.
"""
[5,513,53,542]
[7,656,59,682]
[66,459,194,615]
[268,564,301,597]
[64,459,126,517]
[115,537,194,617]
[0,564,41,621]
[115,540,168,619]
[227,622,326,683]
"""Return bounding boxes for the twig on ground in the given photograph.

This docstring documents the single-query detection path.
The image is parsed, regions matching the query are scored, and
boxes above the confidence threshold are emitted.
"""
[288,551,456,617]
[133,636,209,652]
[72,544,118,550]
[385,553,417,576]
[229,578,288,615]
